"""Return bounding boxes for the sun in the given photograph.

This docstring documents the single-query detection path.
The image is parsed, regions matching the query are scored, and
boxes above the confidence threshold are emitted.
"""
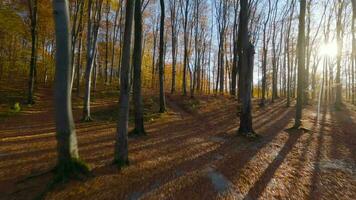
[319,41,337,57]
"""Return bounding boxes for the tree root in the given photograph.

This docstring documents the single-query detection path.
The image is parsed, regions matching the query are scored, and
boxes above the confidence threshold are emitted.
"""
[113,158,130,169]
[35,158,91,200]
[129,128,147,137]
[53,158,91,183]
[238,131,261,141]
[81,116,93,122]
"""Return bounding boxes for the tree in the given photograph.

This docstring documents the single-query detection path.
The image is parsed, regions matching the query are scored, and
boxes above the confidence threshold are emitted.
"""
[286,0,296,107]
[132,0,146,135]
[83,0,103,121]
[52,0,89,180]
[237,0,255,136]
[169,0,178,94]
[158,0,166,113]
[294,0,306,128]
[114,0,134,167]
[27,0,38,105]
[181,0,190,96]
[352,0,356,104]
[231,1,239,97]
[260,0,272,106]
[335,0,344,106]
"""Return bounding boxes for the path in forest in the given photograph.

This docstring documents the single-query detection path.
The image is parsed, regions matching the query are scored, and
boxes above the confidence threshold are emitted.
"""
[0,87,355,200]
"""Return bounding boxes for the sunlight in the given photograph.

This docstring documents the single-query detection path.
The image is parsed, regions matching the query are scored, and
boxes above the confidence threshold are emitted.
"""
[319,41,338,57]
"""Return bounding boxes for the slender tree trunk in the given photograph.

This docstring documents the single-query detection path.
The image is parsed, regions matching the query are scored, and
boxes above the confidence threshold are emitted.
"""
[335,0,344,106]
[158,0,166,113]
[27,0,38,105]
[105,0,110,84]
[352,0,355,104]
[83,0,103,121]
[170,0,177,94]
[75,27,83,96]
[52,0,89,179]
[132,0,145,135]
[114,0,134,167]
[294,0,306,128]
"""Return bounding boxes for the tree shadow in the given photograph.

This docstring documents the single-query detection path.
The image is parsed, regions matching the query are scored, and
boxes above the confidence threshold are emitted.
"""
[242,128,304,199]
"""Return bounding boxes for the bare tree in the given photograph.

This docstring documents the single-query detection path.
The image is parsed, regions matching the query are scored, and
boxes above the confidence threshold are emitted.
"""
[352,0,355,104]
[260,0,272,106]
[158,0,166,113]
[335,0,344,106]
[237,0,255,137]
[52,0,89,180]
[169,0,179,94]
[294,0,306,128]
[83,0,103,121]
[132,0,146,135]
[114,0,134,167]
[27,0,38,105]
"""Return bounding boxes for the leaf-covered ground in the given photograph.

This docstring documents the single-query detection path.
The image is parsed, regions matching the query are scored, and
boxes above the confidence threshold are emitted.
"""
[0,85,355,200]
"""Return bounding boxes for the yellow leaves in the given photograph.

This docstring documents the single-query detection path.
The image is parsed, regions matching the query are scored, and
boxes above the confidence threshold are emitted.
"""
[0,8,25,35]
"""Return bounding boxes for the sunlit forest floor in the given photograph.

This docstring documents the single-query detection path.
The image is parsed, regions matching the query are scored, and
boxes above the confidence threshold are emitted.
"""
[0,83,355,200]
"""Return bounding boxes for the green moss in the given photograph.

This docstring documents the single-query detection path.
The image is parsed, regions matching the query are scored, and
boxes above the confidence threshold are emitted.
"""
[53,158,91,184]
[10,102,21,112]
[35,158,91,200]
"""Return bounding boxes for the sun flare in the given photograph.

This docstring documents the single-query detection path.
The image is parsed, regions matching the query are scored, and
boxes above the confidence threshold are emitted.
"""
[319,41,337,57]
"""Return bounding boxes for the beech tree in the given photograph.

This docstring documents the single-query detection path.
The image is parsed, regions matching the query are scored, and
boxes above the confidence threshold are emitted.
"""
[158,0,166,113]
[83,0,103,121]
[335,0,344,107]
[132,0,146,135]
[352,0,356,104]
[114,0,134,167]
[52,0,89,180]
[237,0,255,136]
[294,0,306,128]
[27,0,38,105]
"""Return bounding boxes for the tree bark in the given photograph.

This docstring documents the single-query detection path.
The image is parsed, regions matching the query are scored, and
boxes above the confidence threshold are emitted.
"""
[114,0,134,167]
[158,0,166,113]
[132,0,145,135]
[294,0,306,128]
[52,0,89,179]
[27,0,38,105]
[237,0,255,135]
[335,0,344,106]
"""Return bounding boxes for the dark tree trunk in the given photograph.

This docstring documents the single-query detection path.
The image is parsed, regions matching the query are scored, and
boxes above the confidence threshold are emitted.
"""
[132,0,145,135]
[158,0,166,113]
[114,0,134,167]
[237,0,255,135]
[169,0,178,94]
[27,0,38,105]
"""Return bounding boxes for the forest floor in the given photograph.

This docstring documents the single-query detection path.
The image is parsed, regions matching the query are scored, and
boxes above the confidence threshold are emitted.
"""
[0,84,355,200]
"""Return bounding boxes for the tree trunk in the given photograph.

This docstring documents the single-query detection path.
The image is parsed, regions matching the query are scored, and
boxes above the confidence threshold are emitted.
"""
[158,0,166,113]
[352,0,355,104]
[238,0,255,135]
[294,0,306,128]
[114,0,134,167]
[170,0,177,94]
[83,0,103,121]
[52,0,89,180]
[335,0,344,106]
[132,0,145,135]
[27,0,38,105]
